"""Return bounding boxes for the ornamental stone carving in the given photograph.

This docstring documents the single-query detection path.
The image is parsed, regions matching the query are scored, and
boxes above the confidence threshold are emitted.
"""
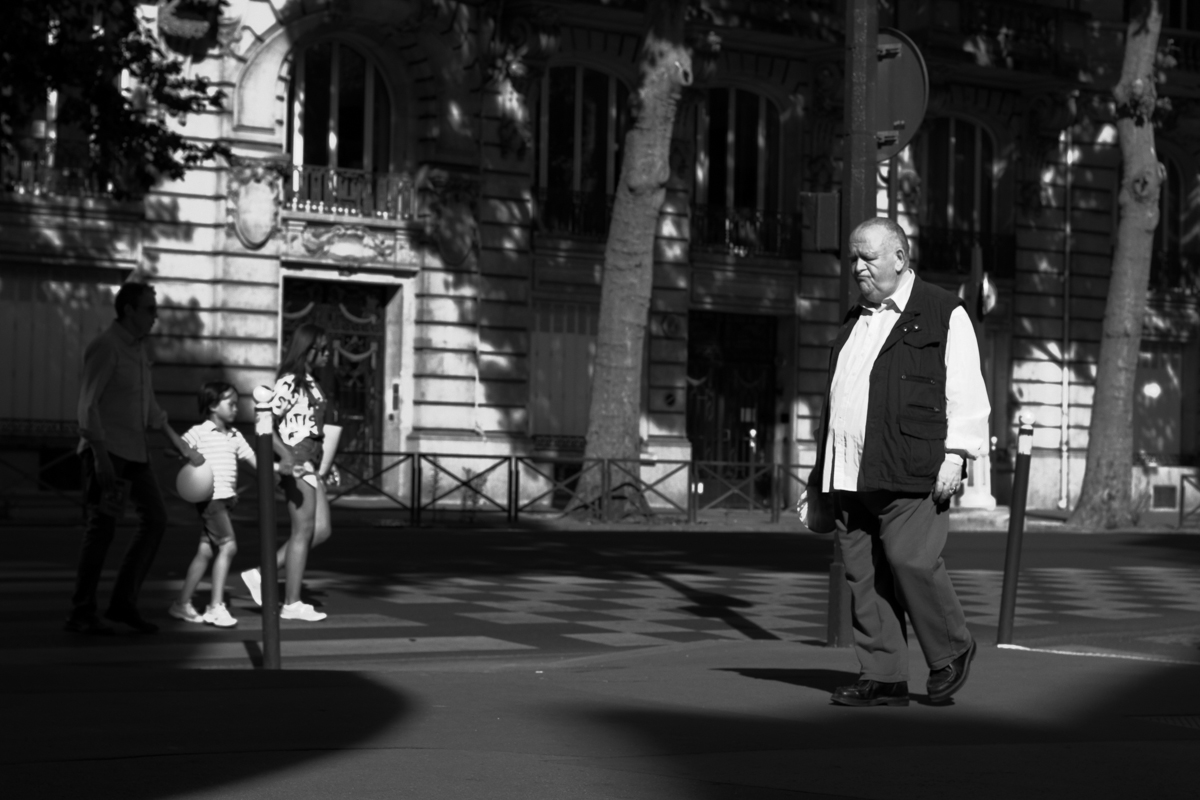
[283,220,422,274]
[226,156,288,250]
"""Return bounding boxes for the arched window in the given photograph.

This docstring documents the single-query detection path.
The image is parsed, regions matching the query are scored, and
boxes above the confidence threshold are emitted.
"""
[911,117,1012,276]
[692,88,785,256]
[536,65,631,238]
[286,41,402,217]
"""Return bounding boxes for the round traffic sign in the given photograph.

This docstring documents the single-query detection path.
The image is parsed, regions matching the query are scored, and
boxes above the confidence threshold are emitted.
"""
[875,28,929,162]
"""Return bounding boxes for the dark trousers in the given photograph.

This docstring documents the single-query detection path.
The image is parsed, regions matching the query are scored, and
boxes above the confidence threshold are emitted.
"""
[835,490,972,682]
[70,450,168,619]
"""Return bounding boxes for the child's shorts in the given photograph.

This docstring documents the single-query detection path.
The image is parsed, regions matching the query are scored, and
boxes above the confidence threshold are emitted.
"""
[195,496,238,548]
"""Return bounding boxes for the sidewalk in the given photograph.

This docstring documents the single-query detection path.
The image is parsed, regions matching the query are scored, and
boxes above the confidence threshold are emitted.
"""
[4,638,1197,799]
[4,503,1198,798]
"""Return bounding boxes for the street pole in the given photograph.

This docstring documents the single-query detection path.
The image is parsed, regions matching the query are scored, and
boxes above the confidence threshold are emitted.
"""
[827,0,878,649]
[253,385,281,669]
[997,412,1036,646]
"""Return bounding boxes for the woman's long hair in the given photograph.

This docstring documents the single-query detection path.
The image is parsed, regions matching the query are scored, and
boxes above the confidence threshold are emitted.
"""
[278,323,326,395]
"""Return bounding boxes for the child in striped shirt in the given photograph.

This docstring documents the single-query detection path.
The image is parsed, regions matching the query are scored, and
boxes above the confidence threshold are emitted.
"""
[168,382,258,627]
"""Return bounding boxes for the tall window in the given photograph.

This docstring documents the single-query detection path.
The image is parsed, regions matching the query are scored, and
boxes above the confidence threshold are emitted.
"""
[692,88,786,256]
[288,42,391,172]
[537,65,631,238]
[1151,155,1199,295]
[286,41,405,218]
[911,117,1011,276]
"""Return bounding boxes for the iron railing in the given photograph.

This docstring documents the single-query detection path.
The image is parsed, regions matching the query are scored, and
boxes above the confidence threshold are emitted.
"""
[914,228,1017,279]
[918,0,1091,75]
[1,141,108,198]
[326,451,808,525]
[690,205,802,258]
[1150,250,1200,297]
[535,189,613,240]
[284,165,419,220]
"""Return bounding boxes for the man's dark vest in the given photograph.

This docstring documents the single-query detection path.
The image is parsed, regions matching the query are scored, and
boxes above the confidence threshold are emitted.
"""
[824,275,963,493]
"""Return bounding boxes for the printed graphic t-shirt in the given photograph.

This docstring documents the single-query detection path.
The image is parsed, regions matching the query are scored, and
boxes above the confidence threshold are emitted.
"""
[272,372,337,447]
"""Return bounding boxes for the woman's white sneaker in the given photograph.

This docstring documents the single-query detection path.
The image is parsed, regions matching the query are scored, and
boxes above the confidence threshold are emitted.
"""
[240,568,262,606]
[203,603,238,628]
[168,601,204,623]
[280,601,326,622]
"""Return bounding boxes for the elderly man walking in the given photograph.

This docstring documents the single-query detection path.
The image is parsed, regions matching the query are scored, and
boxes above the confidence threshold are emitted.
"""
[66,282,175,635]
[812,217,990,706]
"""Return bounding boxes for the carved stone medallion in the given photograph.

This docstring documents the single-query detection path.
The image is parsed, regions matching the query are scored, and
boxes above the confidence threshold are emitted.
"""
[227,157,287,250]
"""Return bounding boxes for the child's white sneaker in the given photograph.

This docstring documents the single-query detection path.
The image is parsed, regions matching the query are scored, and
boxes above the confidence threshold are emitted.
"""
[168,601,203,623]
[241,568,262,606]
[203,603,238,628]
[280,601,326,622]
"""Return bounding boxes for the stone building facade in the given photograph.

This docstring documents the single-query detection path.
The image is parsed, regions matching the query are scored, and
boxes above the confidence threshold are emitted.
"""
[2,0,1199,515]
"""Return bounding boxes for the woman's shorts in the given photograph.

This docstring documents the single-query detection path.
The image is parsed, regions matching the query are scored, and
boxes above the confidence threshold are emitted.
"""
[279,438,324,490]
[195,496,237,548]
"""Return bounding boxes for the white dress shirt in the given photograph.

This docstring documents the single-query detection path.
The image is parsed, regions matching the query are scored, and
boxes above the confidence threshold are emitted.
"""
[822,270,991,492]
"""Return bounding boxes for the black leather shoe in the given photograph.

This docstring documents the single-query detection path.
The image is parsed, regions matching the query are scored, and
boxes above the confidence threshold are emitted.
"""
[63,615,115,636]
[104,607,159,634]
[927,640,977,704]
[831,679,909,707]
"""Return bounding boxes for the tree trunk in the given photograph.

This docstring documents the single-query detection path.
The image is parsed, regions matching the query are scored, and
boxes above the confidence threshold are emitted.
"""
[1068,1,1163,529]
[574,0,691,515]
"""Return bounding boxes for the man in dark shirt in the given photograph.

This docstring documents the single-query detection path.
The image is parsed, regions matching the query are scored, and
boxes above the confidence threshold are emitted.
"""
[67,282,173,634]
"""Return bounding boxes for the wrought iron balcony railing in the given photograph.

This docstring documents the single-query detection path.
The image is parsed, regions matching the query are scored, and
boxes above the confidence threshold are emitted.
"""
[690,205,802,258]
[917,0,1091,74]
[1,144,109,199]
[284,165,419,220]
[914,228,1016,279]
[535,189,613,240]
[1150,250,1200,297]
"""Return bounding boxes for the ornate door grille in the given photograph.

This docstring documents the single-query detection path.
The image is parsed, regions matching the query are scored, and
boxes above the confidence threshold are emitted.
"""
[281,279,390,492]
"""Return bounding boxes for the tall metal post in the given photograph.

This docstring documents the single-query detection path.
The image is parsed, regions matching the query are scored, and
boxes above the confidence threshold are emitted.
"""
[997,412,1036,645]
[827,0,878,649]
[253,385,281,669]
[840,0,878,311]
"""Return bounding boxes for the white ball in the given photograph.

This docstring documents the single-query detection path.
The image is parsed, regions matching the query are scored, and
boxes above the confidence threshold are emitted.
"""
[176,462,215,503]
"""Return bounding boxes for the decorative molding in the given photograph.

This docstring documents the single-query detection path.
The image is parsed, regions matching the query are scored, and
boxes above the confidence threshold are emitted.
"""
[283,220,422,274]
[226,156,288,250]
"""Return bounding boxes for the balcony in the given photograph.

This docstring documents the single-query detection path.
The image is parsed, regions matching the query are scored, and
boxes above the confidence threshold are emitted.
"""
[907,0,1091,76]
[1,146,110,199]
[1150,250,1200,298]
[283,165,419,221]
[914,227,1016,279]
[690,205,802,259]
[535,189,612,241]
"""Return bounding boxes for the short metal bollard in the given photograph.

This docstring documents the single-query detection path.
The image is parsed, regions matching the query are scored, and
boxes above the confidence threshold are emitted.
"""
[253,385,281,669]
[826,541,854,648]
[997,412,1036,646]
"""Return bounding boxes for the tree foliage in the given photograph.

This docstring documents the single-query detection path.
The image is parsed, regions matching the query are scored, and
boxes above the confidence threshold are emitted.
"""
[0,0,227,196]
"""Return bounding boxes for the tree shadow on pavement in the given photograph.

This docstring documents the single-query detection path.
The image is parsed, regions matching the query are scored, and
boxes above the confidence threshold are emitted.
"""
[565,659,1200,800]
[0,666,409,799]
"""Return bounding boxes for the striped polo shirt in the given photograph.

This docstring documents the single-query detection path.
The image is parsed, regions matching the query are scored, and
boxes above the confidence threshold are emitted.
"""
[182,421,257,500]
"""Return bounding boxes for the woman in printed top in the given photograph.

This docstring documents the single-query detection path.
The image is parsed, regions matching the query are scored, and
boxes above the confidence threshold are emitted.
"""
[240,323,342,622]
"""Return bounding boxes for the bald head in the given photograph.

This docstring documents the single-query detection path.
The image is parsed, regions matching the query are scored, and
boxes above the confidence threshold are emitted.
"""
[848,217,911,304]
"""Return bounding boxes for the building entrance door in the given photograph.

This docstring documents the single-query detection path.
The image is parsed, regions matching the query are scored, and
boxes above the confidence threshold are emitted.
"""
[686,310,777,507]
[281,278,392,492]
